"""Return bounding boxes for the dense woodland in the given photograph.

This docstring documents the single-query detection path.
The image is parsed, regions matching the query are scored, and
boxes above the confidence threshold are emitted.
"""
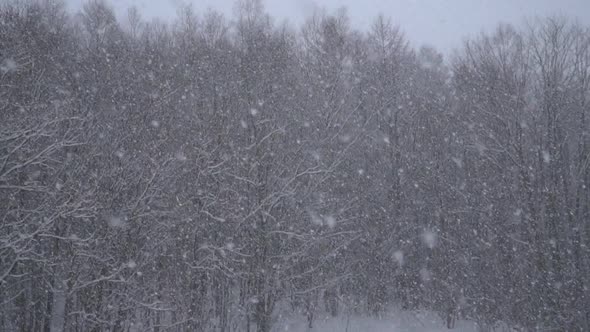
[1,0,589,331]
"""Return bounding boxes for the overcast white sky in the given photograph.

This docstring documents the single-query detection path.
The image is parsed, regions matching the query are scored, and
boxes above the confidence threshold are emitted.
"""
[64,0,590,53]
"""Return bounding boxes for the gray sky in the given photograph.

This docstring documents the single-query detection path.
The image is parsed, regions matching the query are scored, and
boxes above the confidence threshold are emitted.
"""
[64,0,590,53]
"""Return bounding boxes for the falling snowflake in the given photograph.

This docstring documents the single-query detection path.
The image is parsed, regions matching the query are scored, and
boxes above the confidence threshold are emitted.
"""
[0,58,17,73]
[175,151,187,161]
[393,250,404,267]
[474,141,487,155]
[325,215,336,228]
[108,215,126,228]
[420,267,432,282]
[542,150,551,163]
[339,134,352,143]
[309,211,323,226]
[422,230,437,249]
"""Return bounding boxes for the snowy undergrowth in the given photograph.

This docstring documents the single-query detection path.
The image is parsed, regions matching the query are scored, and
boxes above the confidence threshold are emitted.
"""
[274,310,478,332]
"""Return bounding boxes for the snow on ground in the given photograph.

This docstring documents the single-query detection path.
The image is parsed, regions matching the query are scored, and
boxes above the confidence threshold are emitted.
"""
[274,310,477,332]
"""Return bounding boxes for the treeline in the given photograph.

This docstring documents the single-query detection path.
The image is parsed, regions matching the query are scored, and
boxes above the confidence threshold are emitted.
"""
[0,0,589,331]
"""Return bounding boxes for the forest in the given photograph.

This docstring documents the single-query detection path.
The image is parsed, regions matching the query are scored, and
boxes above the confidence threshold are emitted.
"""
[1,0,589,331]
